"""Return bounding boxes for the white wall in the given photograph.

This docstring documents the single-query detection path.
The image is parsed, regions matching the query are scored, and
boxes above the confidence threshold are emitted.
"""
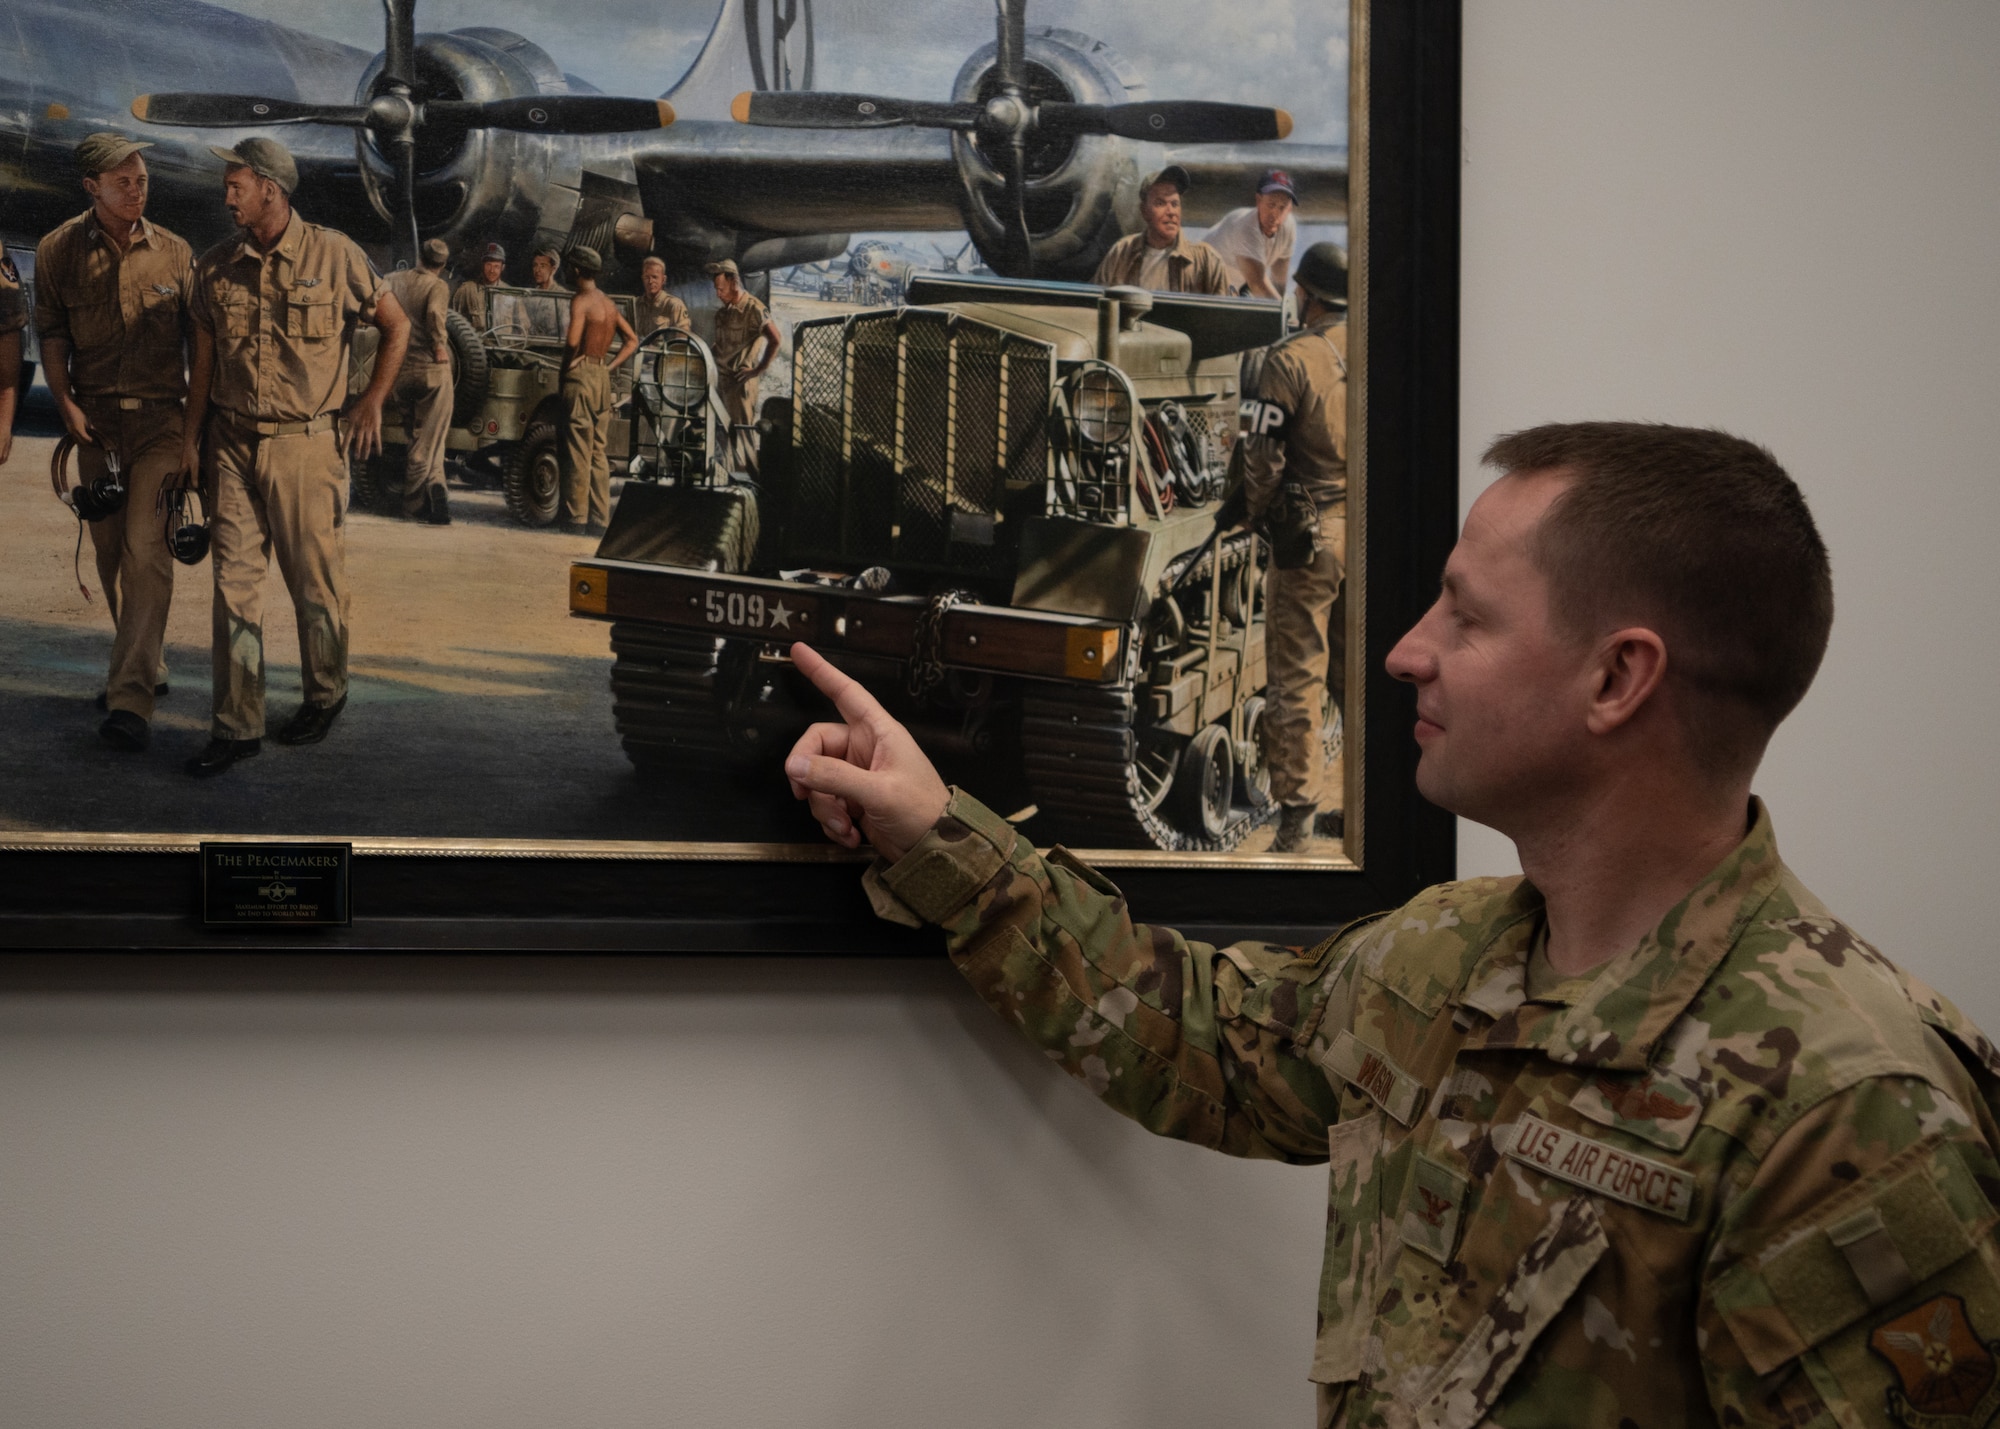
[7,5,2000,1426]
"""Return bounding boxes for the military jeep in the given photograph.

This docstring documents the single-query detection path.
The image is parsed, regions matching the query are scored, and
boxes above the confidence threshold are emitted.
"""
[348,283,644,526]
[568,273,1308,852]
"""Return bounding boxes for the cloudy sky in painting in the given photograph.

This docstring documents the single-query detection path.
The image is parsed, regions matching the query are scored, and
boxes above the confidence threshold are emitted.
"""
[217,0,1347,146]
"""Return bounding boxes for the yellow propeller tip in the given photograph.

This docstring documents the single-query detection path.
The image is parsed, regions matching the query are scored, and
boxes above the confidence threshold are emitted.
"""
[131,95,151,121]
[656,99,676,127]
[1274,109,1293,140]
[729,91,753,123]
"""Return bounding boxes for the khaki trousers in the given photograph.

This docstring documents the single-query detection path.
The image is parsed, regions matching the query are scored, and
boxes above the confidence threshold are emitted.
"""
[559,360,613,527]
[207,423,349,740]
[392,362,452,515]
[1263,500,1347,810]
[79,402,182,718]
[719,372,761,474]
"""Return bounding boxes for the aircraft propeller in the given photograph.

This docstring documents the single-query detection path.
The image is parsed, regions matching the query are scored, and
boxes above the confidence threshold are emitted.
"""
[731,0,1290,276]
[131,0,673,266]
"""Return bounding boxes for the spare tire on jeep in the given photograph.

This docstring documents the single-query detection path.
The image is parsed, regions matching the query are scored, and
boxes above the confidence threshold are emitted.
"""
[444,310,488,427]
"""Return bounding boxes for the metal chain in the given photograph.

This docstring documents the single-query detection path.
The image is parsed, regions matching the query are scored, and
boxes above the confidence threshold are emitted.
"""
[907,587,978,699]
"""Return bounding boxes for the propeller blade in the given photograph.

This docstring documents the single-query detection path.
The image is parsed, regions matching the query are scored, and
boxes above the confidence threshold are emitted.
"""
[995,0,1027,95]
[131,93,369,128]
[1038,101,1294,144]
[382,0,416,87]
[391,138,419,268]
[1005,138,1032,279]
[729,90,978,131]
[428,96,676,134]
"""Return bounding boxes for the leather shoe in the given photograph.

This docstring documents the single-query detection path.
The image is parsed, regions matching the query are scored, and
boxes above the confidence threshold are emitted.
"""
[98,709,149,751]
[425,487,452,525]
[1270,804,1317,854]
[95,681,168,712]
[275,694,347,746]
[185,736,260,777]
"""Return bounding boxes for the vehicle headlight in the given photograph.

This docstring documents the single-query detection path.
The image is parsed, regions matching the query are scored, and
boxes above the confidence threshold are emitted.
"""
[651,337,709,414]
[1067,363,1136,449]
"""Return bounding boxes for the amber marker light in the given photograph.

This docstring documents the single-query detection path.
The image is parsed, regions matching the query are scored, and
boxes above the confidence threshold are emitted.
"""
[570,565,609,615]
[1064,626,1123,681]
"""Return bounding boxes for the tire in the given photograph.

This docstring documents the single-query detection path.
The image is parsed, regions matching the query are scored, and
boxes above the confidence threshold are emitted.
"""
[1170,722,1235,841]
[444,310,488,427]
[348,447,404,515]
[503,421,562,526]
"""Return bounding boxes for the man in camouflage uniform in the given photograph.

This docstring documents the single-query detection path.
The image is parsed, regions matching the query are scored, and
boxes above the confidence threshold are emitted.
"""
[181,138,409,777]
[783,423,2000,1428]
[451,241,504,324]
[705,259,779,473]
[35,132,194,751]
[383,237,454,524]
[1239,242,1350,852]
[634,256,690,335]
[0,251,20,466]
[1093,164,1234,295]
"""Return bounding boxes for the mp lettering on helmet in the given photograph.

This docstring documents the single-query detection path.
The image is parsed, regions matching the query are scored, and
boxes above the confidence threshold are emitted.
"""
[1240,398,1289,439]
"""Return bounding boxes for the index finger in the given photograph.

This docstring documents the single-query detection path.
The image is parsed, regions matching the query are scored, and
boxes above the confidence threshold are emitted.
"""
[789,643,892,728]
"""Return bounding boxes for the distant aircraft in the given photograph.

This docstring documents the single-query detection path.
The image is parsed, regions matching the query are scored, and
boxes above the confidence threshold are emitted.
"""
[1,0,1344,368]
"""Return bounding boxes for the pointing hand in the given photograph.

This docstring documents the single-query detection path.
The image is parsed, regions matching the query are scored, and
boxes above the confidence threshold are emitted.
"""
[783,642,949,863]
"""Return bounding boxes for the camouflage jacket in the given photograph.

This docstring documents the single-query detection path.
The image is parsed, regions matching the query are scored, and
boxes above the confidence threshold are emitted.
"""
[868,791,2000,1428]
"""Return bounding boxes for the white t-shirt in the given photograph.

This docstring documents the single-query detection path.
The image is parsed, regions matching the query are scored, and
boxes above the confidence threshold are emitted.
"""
[1137,242,1173,291]
[1203,206,1297,293]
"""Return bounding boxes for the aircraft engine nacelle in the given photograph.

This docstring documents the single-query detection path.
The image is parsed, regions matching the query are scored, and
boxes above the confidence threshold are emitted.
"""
[353,29,583,273]
[950,29,1143,282]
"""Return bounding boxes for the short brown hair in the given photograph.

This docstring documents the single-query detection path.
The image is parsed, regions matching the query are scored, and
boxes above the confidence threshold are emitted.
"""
[1483,422,1832,775]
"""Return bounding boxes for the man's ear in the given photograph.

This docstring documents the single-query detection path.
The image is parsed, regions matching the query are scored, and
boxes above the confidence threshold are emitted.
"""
[1584,627,1669,736]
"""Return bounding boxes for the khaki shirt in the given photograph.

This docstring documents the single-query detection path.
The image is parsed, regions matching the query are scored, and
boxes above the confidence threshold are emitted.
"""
[712,290,771,377]
[866,793,2000,1429]
[0,253,26,336]
[1092,232,1234,295]
[190,212,383,425]
[449,277,490,324]
[386,268,450,369]
[635,289,691,335]
[1240,315,1347,512]
[34,211,193,402]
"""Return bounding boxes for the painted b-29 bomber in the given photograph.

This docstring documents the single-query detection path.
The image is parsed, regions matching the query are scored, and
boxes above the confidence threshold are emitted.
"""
[568,272,1292,851]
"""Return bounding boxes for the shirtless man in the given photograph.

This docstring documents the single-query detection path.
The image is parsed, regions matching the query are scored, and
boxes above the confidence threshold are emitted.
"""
[556,245,640,533]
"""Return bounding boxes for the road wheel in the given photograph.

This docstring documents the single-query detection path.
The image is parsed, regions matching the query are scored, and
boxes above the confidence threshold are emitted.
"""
[1236,695,1272,810]
[1170,722,1235,841]
[444,310,488,427]
[503,421,561,526]
[348,447,405,515]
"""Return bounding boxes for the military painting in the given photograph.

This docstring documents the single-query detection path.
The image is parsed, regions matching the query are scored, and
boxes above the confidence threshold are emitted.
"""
[0,0,1356,863]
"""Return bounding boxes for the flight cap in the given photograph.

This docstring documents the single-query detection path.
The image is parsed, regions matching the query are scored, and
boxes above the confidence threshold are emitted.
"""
[705,259,740,278]
[76,132,152,178]
[421,238,451,268]
[209,137,297,194]
[1293,241,1348,306]
[568,245,603,274]
[1139,164,1190,197]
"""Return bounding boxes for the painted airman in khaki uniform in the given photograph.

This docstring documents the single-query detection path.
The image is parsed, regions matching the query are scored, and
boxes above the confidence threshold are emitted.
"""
[556,245,639,533]
[784,423,1994,1429]
[1238,242,1350,852]
[384,237,454,524]
[181,137,409,777]
[35,132,194,751]
[450,241,505,324]
[1092,164,1235,295]
[634,256,690,335]
[705,258,779,472]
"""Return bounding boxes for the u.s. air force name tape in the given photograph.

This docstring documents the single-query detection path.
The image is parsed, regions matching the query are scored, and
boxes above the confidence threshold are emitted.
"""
[1505,1111,1697,1221]
[1317,1029,1428,1125]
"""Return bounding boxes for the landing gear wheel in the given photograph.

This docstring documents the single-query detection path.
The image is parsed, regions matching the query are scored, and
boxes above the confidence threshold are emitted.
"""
[1236,695,1272,810]
[504,421,562,527]
[1170,723,1235,841]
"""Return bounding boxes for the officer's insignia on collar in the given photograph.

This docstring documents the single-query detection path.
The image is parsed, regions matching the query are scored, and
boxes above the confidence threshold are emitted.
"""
[1870,1294,2000,1426]
[0,255,17,284]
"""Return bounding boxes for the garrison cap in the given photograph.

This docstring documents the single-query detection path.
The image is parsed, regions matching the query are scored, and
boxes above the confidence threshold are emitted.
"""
[420,237,451,268]
[704,258,740,278]
[480,242,506,262]
[1294,241,1348,306]
[209,137,297,194]
[1139,164,1190,197]
[533,242,563,262]
[567,244,602,273]
[75,132,152,178]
